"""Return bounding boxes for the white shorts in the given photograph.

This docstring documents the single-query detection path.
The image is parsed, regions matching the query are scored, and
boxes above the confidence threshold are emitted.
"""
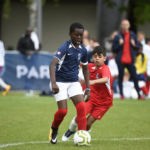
[50,82,83,101]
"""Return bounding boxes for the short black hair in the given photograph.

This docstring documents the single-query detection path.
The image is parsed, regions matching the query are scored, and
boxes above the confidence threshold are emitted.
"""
[92,46,106,56]
[69,22,84,34]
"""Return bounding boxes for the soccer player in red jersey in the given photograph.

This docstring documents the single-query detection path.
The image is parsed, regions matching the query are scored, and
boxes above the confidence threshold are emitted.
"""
[62,46,113,141]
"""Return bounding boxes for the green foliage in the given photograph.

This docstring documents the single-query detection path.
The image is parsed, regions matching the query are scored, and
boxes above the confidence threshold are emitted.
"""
[118,6,128,13]
[2,0,47,19]
[3,0,11,19]
[134,1,150,24]
[53,0,60,7]
[103,0,116,8]
[103,0,150,25]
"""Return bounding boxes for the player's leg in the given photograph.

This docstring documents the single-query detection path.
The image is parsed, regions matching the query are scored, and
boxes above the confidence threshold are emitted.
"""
[52,100,68,129]
[49,100,68,144]
[62,116,77,141]
[68,82,87,130]
[62,100,92,141]
[87,105,111,130]
[72,95,87,130]
[62,100,88,142]
[0,67,11,96]
[0,78,8,89]
[49,82,68,144]
[116,62,125,99]
[86,115,96,131]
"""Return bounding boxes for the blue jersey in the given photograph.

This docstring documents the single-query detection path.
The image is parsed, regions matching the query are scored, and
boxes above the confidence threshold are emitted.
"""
[54,40,88,82]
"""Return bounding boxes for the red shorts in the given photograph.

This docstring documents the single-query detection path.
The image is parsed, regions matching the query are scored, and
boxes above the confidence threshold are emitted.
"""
[85,100,111,120]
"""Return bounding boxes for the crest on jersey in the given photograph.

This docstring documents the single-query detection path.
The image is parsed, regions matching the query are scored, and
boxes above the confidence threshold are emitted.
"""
[92,67,96,69]
[78,53,81,61]
[96,73,99,79]
[57,51,61,55]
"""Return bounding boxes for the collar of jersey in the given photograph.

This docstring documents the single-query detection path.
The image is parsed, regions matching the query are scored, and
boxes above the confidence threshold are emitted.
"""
[92,64,104,70]
[69,42,82,49]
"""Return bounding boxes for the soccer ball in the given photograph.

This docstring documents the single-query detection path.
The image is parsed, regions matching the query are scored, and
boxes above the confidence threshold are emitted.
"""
[73,130,91,146]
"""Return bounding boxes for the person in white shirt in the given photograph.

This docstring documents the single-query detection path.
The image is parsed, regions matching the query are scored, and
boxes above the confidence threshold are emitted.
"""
[31,31,40,53]
[0,40,11,96]
[143,38,150,77]
[17,27,40,56]
[143,38,150,97]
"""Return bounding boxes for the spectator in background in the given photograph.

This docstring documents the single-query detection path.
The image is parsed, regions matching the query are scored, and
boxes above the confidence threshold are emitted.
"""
[88,38,100,63]
[137,31,146,46]
[143,38,150,77]
[135,44,148,96]
[82,29,100,63]
[143,38,150,96]
[89,38,100,50]
[112,19,143,100]
[104,31,118,57]
[0,40,11,96]
[31,30,40,53]
[83,29,89,39]
[122,69,138,99]
[107,56,119,96]
[17,27,40,56]
[83,29,92,52]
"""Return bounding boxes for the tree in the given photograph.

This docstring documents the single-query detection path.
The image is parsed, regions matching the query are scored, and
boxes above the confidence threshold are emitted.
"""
[127,0,150,32]
[0,0,4,39]
[104,0,150,32]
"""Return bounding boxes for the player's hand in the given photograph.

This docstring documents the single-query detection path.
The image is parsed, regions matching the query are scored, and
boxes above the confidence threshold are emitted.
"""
[34,50,39,54]
[52,83,59,94]
[25,51,32,56]
[131,39,136,47]
[84,90,90,102]
[119,38,124,45]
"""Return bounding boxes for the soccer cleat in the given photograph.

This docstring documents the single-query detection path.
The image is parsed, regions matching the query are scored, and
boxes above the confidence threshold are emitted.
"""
[62,129,75,142]
[138,95,145,100]
[49,126,58,144]
[120,95,125,100]
[2,85,11,96]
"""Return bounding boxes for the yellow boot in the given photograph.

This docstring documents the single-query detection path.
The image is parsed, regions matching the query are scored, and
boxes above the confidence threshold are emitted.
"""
[2,85,11,96]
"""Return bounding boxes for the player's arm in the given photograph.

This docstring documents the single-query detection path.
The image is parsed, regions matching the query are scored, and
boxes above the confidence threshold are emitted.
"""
[89,77,108,85]
[82,64,90,101]
[49,57,59,94]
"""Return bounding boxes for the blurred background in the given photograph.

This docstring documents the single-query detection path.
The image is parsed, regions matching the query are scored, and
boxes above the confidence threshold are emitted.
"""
[0,0,150,52]
[0,0,150,98]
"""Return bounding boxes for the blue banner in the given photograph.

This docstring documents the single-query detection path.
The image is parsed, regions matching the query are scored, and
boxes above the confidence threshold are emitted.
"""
[2,51,54,91]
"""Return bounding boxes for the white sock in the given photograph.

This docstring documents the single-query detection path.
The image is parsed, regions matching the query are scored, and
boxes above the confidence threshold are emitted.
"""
[0,78,8,89]
[69,116,77,132]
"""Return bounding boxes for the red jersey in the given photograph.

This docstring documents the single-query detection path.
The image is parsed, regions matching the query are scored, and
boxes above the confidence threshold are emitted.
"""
[121,31,132,64]
[88,63,113,107]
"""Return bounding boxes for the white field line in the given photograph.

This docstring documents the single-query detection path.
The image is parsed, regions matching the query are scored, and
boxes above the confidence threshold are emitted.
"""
[0,137,150,148]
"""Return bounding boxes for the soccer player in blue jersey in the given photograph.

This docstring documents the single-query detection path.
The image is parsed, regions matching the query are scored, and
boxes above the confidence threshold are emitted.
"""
[49,22,90,144]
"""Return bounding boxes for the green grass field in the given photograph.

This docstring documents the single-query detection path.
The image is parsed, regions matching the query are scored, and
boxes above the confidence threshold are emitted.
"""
[0,92,150,150]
